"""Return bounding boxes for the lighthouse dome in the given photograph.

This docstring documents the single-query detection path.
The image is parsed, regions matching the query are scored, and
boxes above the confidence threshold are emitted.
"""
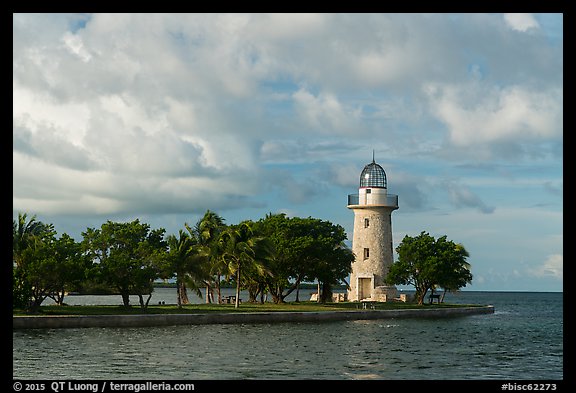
[360,160,387,188]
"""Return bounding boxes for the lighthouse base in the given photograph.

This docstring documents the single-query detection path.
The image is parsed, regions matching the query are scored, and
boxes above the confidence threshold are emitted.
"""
[372,285,398,302]
[348,282,398,303]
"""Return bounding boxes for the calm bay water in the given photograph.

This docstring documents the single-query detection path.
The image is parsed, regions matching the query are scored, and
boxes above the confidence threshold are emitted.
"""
[13,290,563,380]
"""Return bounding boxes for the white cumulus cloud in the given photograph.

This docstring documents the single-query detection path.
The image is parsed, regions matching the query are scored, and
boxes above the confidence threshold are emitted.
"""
[527,254,563,280]
[504,13,540,32]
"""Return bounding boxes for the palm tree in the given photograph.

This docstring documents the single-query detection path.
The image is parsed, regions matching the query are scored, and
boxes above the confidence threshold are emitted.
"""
[219,221,270,308]
[242,236,275,303]
[166,230,209,308]
[13,212,53,268]
[190,210,227,304]
[13,212,56,310]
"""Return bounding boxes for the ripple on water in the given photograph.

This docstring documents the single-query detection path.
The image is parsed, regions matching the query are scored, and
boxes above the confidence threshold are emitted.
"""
[13,292,563,380]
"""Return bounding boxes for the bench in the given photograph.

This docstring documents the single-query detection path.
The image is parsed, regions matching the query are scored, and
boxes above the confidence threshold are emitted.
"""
[221,295,242,304]
[428,294,441,304]
[359,300,377,310]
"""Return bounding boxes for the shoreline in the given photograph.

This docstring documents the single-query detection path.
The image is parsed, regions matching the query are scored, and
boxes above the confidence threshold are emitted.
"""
[13,305,494,329]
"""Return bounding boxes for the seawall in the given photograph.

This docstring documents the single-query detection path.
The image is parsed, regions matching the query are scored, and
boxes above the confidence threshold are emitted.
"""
[13,305,494,329]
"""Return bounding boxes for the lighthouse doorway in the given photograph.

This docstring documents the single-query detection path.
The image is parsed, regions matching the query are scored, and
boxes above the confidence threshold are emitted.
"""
[358,277,372,301]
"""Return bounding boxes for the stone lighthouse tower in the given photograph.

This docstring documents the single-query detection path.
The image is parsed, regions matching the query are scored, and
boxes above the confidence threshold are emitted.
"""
[347,155,398,302]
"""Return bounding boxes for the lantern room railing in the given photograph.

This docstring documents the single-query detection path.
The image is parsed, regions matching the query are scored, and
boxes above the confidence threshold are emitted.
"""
[347,193,398,208]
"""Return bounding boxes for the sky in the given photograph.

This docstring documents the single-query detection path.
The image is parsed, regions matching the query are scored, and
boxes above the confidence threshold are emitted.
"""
[12,13,563,292]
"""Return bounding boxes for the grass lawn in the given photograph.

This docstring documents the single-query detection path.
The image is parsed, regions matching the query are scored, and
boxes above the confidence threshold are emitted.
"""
[13,301,485,316]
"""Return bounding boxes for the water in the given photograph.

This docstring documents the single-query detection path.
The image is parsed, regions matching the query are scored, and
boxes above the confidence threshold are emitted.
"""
[13,291,563,380]
[39,286,317,306]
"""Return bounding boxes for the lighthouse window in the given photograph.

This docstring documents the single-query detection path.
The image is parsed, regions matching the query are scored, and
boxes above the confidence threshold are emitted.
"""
[366,189,371,194]
[363,248,370,259]
[364,218,370,228]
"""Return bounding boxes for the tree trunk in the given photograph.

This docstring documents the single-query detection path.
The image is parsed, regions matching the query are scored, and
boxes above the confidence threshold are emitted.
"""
[28,289,45,313]
[417,288,428,305]
[320,283,333,303]
[54,288,66,305]
[138,294,151,309]
[295,281,300,302]
[271,293,282,304]
[121,292,131,307]
[216,274,222,304]
[259,290,265,304]
[266,282,283,304]
[259,283,267,304]
[234,264,241,308]
[181,285,190,305]
[248,286,260,303]
[205,285,213,304]
[177,280,189,307]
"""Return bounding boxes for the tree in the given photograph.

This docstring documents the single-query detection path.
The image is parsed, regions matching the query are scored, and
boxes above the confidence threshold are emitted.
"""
[386,231,473,305]
[165,229,209,308]
[14,231,88,310]
[219,221,271,308]
[299,218,354,303]
[312,240,354,303]
[13,267,32,309]
[241,224,275,304]
[435,240,473,302]
[18,233,58,310]
[46,233,90,306]
[12,213,57,311]
[81,220,167,308]
[13,212,54,268]
[254,214,353,304]
[191,210,227,303]
[254,213,308,304]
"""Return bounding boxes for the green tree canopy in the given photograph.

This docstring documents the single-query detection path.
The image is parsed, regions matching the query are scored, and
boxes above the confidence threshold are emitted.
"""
[218,220,273,308]
[81,219,167,308]
[46,233,90,306]
[254,214,353,303]
[12,212,58,310]
[386,231,473,305]
[190,209,227,303]
[13,212,55,268]
[165,229,209,307]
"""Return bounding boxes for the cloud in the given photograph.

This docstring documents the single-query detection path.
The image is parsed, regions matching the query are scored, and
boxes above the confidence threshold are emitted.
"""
[425,82,562,159]
[13,13,562,221]
[504,14,540,32]
[391,172,428,211]
[13,150,263,216]
[260,139,362,164]
[443,180,495,214]
[62,31,92,62]
[292,87,362,134]
[13,123,97,171]
[326,163,362,189]
[526,254,563,280]
[263,168,326,204]
[12,13,563,294]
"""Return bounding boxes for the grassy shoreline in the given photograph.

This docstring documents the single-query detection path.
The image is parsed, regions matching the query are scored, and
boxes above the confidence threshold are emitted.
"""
[14,301,486,316]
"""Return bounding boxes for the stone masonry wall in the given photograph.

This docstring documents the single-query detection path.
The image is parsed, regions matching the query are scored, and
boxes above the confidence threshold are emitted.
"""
[348,206,396,301]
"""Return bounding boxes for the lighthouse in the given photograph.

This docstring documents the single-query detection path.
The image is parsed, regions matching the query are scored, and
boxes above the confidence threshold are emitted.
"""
[347,155,398,302]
